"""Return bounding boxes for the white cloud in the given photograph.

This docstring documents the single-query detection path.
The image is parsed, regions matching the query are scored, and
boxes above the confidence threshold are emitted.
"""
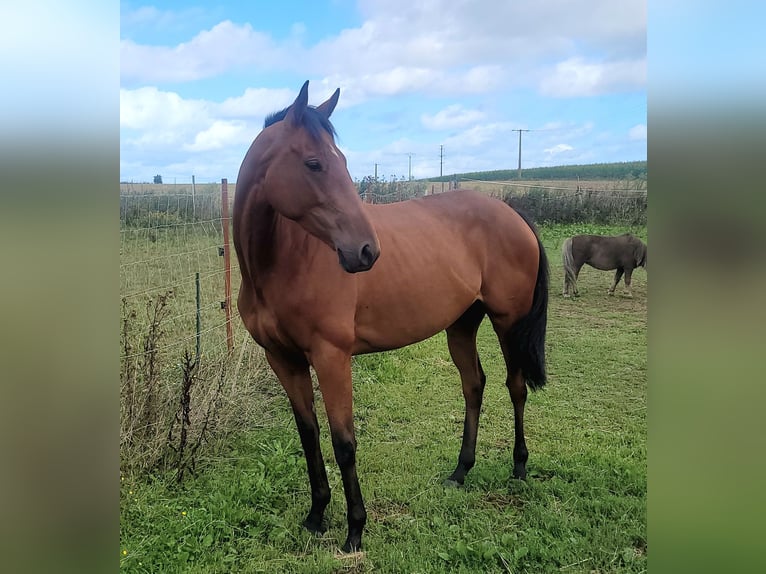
[443,122,516,149]
[362,67,442,95]
[121,1,645,95]
[544,143,574,156]
[462,66,506,92]
[421,105,486,130]
[629,124,647,140]
[120,87,263,157]
[120,87,209,130]
[120,85,298,143]
[540,57,646,97]
[184,121,251,152]
[218,88,297,119]
[121,21,288,83]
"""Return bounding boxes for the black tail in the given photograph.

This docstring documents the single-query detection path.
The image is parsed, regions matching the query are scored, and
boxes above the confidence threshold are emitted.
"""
[505,210,549,390]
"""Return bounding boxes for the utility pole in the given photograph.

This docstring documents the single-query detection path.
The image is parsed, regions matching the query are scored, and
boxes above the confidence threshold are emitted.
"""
[512,129,530,179]
[374,163,378,181]
[407,153,415,181]
[440,145,444,193]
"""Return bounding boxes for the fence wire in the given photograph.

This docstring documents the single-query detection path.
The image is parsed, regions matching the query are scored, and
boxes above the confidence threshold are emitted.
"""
[119,185,242,367]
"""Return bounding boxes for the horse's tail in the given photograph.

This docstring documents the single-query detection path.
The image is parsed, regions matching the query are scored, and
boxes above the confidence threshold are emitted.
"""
[506,210,549,390]
[561,237,577,288]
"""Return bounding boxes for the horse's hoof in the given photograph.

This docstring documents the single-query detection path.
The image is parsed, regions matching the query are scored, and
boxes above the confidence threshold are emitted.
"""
[303,516,328,535]
[442,478,462,488]
[341,538,362,553]
[563,293,570,298]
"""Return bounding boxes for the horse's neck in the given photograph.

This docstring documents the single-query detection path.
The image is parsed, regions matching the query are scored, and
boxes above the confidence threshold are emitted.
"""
[246,198,280,273]
[243,198,308,282]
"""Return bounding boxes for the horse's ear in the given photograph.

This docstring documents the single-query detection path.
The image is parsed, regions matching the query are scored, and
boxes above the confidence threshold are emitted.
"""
[316,88,340,119]
[286,80,310,127]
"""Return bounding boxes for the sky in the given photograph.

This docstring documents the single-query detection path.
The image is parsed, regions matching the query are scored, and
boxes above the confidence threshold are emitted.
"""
[120,0,647,183]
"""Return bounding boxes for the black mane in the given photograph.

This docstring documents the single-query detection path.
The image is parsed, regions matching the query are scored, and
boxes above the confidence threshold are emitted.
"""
[264,106,337,141]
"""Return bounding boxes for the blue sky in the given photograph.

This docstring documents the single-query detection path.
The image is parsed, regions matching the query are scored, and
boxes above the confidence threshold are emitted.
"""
[120,1,646,183]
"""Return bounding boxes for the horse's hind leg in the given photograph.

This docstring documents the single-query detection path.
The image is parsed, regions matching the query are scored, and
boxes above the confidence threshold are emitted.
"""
[488,319,530,481]
[623,267,634,298]
[265,351,331,534]
[573,263,584,296]
[445,302,486,486]
[506,368,529,480]
[608,267,624,295]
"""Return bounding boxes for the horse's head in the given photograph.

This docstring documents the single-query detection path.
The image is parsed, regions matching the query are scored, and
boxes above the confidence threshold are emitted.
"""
[255,81,380,273]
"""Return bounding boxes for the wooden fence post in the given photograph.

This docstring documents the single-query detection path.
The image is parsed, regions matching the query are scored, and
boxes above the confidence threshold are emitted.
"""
[221,179,234,355]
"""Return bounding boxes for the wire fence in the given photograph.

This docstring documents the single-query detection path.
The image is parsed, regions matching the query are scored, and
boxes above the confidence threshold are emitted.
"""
[120,182,238,362]
[120,180,270,475]
[119,175,646,473]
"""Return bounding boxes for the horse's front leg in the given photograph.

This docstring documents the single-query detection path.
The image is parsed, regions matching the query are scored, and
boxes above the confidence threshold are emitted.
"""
[312,342,366,553]
[265,350,331,534]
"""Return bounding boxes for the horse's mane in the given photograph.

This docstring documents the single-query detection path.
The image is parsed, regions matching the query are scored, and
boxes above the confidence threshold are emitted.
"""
[264,106,337,141]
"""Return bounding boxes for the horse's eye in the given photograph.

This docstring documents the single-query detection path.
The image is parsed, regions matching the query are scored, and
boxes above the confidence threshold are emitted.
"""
[304,159,322,172]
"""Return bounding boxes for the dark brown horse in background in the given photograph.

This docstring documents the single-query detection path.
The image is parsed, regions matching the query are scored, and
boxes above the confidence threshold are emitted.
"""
[562,233,647,298]
[233,81,549,552]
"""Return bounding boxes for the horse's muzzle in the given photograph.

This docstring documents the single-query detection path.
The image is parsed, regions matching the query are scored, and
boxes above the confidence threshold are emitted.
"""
[337,243,379,273]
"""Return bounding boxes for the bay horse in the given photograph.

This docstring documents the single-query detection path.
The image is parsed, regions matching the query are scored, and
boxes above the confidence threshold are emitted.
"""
[561,233,647,298]
[233,81,549,553]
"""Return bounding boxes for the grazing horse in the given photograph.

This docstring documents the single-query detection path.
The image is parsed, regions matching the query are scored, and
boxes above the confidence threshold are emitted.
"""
[561,233,647,298]
[233,81,549,553]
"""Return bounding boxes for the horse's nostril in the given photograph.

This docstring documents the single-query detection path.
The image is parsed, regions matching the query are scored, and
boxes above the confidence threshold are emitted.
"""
[360,243,375,267]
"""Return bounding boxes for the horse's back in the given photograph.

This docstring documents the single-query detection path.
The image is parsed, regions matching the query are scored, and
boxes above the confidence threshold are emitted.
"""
[365,191,539,279]
[572,233,643,270]
[367,190,536,245]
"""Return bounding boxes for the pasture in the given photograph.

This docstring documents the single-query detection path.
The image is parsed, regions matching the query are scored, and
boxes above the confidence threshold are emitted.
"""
[119,221,647,573]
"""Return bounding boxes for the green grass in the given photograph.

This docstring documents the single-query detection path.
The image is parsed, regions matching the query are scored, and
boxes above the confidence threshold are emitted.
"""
[120,223,646,573]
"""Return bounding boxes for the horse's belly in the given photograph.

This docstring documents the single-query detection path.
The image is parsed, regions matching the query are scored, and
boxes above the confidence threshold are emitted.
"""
[352,276,479,354]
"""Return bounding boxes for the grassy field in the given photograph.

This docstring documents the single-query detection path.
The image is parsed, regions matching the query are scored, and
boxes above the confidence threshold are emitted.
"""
[120,222,647,573]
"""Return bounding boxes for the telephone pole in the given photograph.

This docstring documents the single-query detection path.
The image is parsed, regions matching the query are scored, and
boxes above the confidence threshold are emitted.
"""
[440,145,444,192]
[512,129,530,179]
[406,153,415,181]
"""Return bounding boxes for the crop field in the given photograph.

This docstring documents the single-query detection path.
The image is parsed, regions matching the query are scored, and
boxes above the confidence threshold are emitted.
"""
[120,220,647,573]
